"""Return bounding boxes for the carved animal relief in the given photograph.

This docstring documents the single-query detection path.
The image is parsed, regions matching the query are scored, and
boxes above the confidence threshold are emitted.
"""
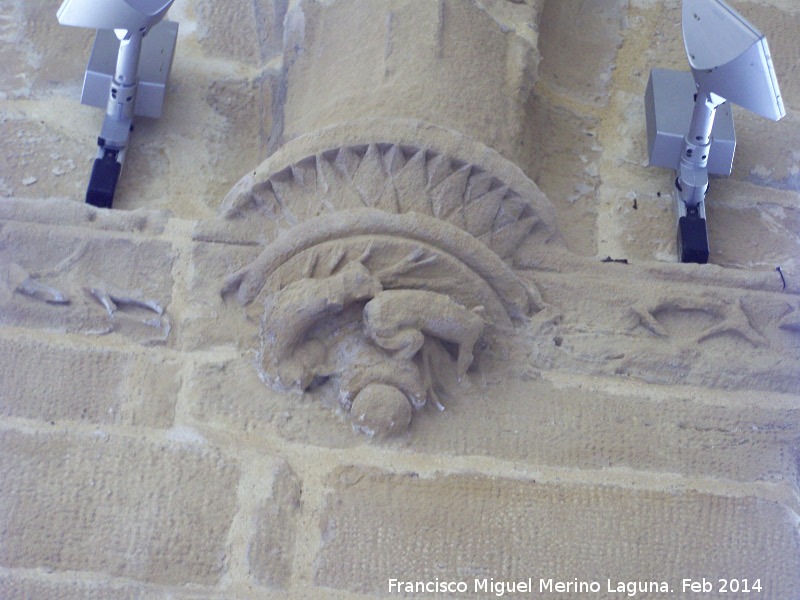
[220,142,547,436]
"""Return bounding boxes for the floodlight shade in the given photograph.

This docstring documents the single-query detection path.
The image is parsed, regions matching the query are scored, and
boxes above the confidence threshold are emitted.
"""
[682,0,784,121]
[57,0,174,32]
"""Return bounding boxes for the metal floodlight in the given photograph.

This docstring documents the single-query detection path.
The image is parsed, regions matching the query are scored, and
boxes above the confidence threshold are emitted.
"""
[57,0,174,31]
[57,0,178,209]
[645,0,784,263]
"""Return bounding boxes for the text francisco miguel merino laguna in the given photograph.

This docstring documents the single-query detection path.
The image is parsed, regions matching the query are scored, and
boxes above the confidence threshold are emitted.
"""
[388,577,675,597]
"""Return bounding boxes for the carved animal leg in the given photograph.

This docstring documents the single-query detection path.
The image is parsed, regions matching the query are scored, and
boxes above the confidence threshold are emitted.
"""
[325,247,347,276]
[455,340,478,380]
[695,302,767,348]
[629,304,669,337]
[2,263,70,305]
[17,277,70,305]
[371,328,425,361]
[376,247,438,283]
[455,351,473,380]
[454,313,484,380]
[355,241,375,265]
[420,341,445,411]
[778,301,800,332]
[301,251,319,279]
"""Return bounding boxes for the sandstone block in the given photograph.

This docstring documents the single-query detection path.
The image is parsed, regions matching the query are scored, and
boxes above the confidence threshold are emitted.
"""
[0,430,239,586]
[529,270,800,395]
[0,571,247,600]
[186,359,359,449]
[316,467,800,598]
[519,97,600,256]
[537,0,627,106]
[248,464,302,588]
[196,0,286,65]
[185,332,798,486]
[0,197,169,235]
[0,220,174,345]
[0,0,93,96]
[704,180,800,271]
[730,113,800,192]
[0,573,146,600]
[177,241,262,350]
[205,77,274,162]
[0,334,178,428]
[409,376,800,484]
[0,114,91,202]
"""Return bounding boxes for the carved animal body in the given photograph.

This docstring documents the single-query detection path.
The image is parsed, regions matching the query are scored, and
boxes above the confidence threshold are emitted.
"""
[363,290,485,379]
[263,261,383,365]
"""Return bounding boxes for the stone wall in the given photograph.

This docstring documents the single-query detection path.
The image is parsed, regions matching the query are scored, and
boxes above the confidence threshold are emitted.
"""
[1,1,799,599]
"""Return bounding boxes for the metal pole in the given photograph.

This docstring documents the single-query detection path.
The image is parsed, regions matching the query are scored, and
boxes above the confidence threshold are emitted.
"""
[676,89,724,209]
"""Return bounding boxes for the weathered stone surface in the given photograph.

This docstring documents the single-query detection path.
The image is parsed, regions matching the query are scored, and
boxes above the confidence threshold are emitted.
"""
[209,120,557,428]
[730,111,800,192]
[597,181,679,262]
[196,0,287,65]
[538,0,627,106]
[0,197,169,234]
[519,96,601,256]
[248,464,302,588]
[0,430,239,586]
[0,571,248,600]
[205,77,275,171]
[186,358,360,448]
[0,0,93,97]
[316,467,800,597]
[187,357,800,485]
[410,375,800,483]
[218,120,562,253]
[0,111,94,202]
[0,334,179,428]
[177,241,262,350]
[3,1,800,597]
[0,572,146,600]
[280,0,539,164]
[196,241,800,479]
[704,180,800,270]
[128,66,278,216]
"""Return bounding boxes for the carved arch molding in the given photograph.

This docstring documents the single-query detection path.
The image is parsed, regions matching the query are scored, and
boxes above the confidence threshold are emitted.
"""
[217,123,561,437]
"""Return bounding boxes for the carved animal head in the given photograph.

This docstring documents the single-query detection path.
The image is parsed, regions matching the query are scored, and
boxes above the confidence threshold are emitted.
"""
[336,261,383,303]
